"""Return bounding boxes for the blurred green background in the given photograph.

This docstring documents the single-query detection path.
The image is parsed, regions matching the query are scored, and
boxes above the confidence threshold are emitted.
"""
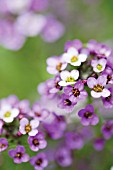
[1,0,113,169]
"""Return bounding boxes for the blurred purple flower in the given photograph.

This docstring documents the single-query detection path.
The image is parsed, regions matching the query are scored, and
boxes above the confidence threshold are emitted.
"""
[101,120,113,139]
[30,152,48,170]
[55,146,72,167]
[0,138,8,152]
[65,132,84,150]
[78,104,99,126]
[41,16,65,43]
[93,138,105,151]
[58,94,76,113]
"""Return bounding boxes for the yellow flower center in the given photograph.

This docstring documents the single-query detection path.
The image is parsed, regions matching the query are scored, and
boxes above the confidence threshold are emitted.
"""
[56,63,62,71]
[71,56,78,62]
[96,64,102,71]
[25,124,32,133]
[93,84,104,92]
[66,77,75,82]
[4,111,11,118]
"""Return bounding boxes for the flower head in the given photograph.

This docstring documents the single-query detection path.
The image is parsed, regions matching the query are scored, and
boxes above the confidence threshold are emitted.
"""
[87,75,110,98]
[28,132,47,152]
[46,56,67,75]
[59,70,79,86]
[64,80,88,103]
[0,104,19,123]
[63,47,88,66]
[91,58,107,73]
[0,138,8,152]
[19,118,39,136]
[8,145,29,164]
[58,94,76,113]
[78,104,99,126]
[30,152,48,170]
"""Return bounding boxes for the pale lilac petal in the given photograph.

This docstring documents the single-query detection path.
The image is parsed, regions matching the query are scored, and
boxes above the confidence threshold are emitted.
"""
[20,118,29,126]
[46,57,58,66]
[71,70,79,80]
[97,75,107,86]
[11,108,19,118]
[79,54,87,62]
[91,91,102,98]
[68,47,78,56]
[91,60,98,67]
[30,119,39,129]
[60,71,70,81]
[58,81,68,86]
[90,115,99,125]
[102,88,111,97]
[29,129,38,136]
[87,77,97,88]
[47,67,58,74]
[22,154,30,162]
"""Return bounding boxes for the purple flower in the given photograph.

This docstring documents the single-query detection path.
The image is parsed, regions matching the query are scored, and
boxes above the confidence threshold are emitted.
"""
[102,66,113,84]
[95,43,112,58]
[19,118,39,136]
[0,138,8,152]
[55,146,72,167]
[15,12,46,37]
[46,56,67,75]
[0,19,25,50]
[64,80,88,103]
[47,76,63,94]
[87,75,110,98]
[15,99,30,116]
[101,120,113,139]
[43,113,66,139]
[31,102,50,121]
[38,81,56,99]
[64,39,83,52]
[78,104,99,126]
[91,58,107,73]
[93,138,105,151]
[102,87,113,108]
[65,132,84,150]
[87,40,98,54]
[58,94,76,113]
[30,152,48,170]
[30,0,49,12]
[28,132,47,152]
[41,16,65,43]
[8,145,29,164]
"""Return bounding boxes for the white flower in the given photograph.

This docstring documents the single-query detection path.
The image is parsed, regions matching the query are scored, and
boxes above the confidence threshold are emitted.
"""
[15,13,46,37]
[19,118,39,136]
[6,0,31,14]
[59,70,79,86]
[62,47,88,66]
[0,104,19,123]
[110,167,113,170]
[91,58,107,73]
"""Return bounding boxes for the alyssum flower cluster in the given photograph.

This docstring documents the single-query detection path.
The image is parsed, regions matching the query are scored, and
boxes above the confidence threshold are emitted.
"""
[0,39,113,169]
